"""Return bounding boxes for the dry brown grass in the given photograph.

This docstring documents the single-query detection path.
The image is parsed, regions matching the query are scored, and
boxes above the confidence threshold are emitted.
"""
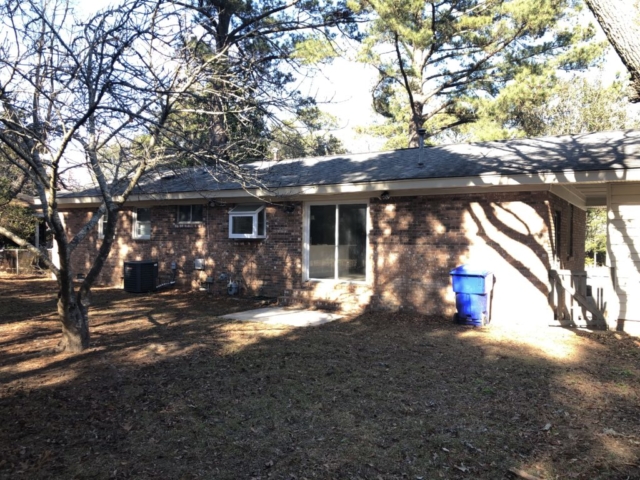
[1,275,639,480]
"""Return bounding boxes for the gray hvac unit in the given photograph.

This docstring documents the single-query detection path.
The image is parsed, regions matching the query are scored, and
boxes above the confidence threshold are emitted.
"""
[123,260,158,293]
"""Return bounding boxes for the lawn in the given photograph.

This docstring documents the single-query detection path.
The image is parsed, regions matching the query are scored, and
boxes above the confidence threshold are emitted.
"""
[1,275,639,480]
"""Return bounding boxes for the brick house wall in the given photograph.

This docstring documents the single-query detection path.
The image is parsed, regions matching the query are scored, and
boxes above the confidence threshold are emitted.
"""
[293,191,585,324]
[362,191,585,324]
[62,190,585,325]
[63,203,304,296]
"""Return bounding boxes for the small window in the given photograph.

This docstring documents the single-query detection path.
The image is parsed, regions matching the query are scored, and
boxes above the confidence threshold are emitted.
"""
[229,204,266,239]
[133,208,151,240]
[98,212,108,239]
[177,205,204,223]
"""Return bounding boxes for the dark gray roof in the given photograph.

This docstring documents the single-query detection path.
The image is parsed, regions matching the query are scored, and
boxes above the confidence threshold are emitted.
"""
[62,129,640,198]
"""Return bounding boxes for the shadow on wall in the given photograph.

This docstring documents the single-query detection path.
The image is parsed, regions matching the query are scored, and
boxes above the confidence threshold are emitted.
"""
[69,131,622,320]
[370,192,562,326]
[608,190,640,334]
[265,132,603,322]
[207,205,303,297]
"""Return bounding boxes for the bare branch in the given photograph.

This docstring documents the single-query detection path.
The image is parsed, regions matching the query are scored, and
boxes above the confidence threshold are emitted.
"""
[0,224,59,275]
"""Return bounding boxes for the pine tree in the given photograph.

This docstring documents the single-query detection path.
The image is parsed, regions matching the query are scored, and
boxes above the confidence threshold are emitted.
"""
[353,0,603,147]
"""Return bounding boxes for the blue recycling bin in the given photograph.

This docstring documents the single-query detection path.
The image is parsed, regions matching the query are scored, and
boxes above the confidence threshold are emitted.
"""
[450,265,494,326]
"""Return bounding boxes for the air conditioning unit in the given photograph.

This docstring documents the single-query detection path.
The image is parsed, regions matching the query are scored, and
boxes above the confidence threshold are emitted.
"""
[124,260,158,293]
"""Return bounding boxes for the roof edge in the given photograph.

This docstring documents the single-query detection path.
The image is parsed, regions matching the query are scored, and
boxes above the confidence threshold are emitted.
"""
[53,167,640,207]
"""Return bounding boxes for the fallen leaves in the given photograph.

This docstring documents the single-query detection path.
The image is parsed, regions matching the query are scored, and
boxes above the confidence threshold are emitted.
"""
[0,277,639,479]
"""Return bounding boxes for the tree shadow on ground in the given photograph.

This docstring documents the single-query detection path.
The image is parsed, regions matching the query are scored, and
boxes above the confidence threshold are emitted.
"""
[0,278,639,480]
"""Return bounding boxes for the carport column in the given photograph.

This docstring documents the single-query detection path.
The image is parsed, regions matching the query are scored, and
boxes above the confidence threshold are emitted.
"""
[605,184,617,330]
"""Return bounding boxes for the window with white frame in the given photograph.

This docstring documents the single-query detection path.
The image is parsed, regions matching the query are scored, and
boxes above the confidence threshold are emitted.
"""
[307,203,367,281]
[229,204,266,239]
[177,204,204,224]
[133,208,151,240]
[98,211,108,239]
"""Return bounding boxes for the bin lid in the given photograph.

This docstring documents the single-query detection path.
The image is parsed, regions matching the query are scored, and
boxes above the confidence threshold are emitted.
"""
[449,264,491,277]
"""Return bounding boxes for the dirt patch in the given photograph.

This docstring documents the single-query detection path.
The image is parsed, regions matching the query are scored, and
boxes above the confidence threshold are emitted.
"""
[1,276,639,479]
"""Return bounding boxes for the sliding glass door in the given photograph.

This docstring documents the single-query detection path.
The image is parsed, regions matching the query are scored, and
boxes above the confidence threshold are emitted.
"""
[308,203,367,281]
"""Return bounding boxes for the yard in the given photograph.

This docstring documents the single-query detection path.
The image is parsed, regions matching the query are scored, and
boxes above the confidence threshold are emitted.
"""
[0,276,639,480]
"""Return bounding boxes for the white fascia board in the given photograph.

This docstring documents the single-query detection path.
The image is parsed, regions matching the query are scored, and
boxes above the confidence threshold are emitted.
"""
[549,185,587,210]
[56,191,243,207]
[54,167,640,207]
[277,184,552,203]
[265,169,640,198]
[585,196,608,207]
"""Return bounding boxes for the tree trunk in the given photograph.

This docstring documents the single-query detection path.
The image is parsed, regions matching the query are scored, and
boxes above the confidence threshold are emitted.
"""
[57,293,90,353]
[408,104,426,148]
[585,0,640,102]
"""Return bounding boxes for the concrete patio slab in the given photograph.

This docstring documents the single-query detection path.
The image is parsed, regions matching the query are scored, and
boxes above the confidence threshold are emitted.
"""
[221,307,342,327]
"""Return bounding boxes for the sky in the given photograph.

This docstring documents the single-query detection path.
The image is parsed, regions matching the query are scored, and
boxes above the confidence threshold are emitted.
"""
[298,54,384,153]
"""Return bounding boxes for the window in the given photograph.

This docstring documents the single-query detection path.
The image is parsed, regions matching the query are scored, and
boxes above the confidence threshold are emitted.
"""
[133,208,151,240]
[98,212,108,239]
[177,204,204,223]
[307,203,367,282]
[229,204,266,239]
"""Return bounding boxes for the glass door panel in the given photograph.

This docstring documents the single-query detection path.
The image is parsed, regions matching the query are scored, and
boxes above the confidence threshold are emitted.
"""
[309,205,336,279]
[338,204,366,281]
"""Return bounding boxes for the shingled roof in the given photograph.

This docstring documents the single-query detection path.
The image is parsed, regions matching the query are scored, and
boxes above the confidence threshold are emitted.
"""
[61,129,640,198]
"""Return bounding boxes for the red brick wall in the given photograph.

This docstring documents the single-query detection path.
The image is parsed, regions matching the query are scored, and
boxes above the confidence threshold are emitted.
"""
[63,203,303,296]
[362,191,586,323]
[62,190,585,324]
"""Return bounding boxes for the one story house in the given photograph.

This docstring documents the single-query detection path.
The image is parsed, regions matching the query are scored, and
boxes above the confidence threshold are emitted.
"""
[55,130,640,332]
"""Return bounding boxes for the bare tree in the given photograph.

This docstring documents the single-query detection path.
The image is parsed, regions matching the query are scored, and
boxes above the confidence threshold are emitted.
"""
[0,0,250,352]
[585,0,640,103]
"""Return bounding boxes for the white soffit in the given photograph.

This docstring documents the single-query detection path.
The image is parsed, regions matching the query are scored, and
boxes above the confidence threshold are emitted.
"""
[549,185,587,210]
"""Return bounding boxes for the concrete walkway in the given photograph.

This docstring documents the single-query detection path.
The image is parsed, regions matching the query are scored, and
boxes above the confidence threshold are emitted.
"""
[221,307,342,327]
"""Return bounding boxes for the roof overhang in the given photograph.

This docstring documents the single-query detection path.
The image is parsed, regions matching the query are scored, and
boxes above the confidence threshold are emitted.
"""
[51,167,640,209]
